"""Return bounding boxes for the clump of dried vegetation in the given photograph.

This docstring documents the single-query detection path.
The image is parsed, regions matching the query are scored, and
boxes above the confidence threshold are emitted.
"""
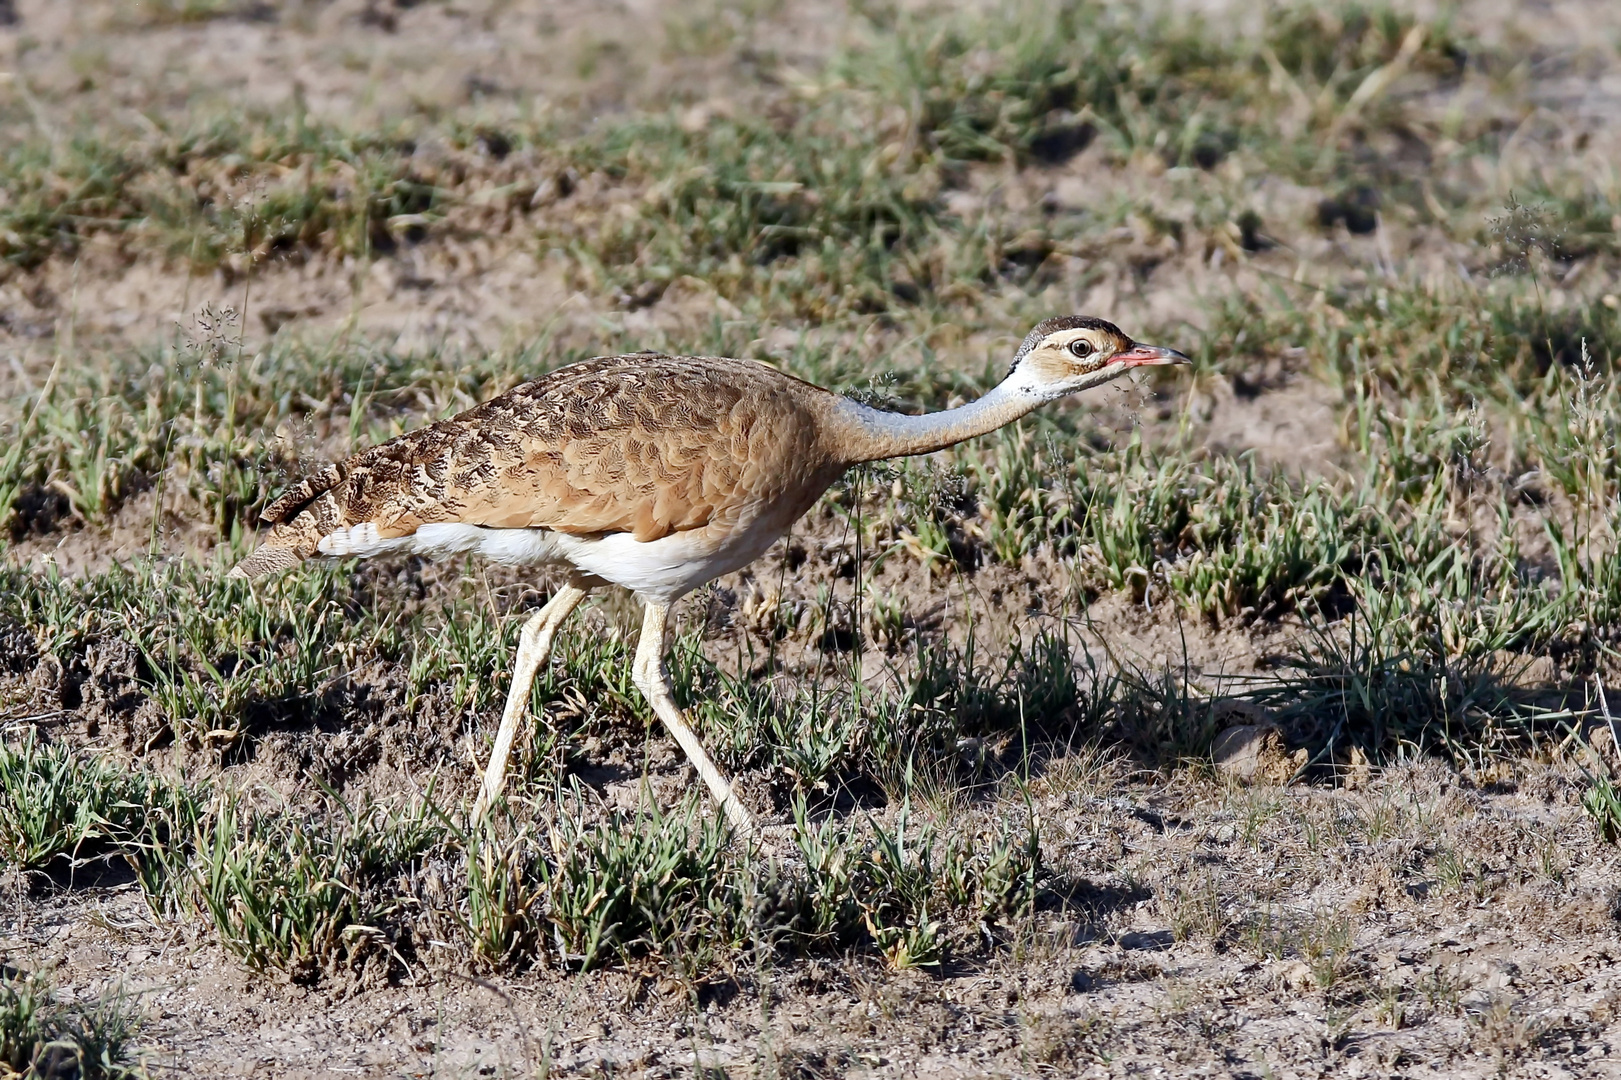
[2,0,1620,1073]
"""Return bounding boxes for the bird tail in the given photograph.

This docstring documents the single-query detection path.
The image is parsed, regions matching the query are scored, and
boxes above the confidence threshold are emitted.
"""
[227,520,333,580]
[228,462,349,580]
[227,536,309,580]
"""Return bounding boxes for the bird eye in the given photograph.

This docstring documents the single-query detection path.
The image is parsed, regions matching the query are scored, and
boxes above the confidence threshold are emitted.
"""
[1068,339,1095,359]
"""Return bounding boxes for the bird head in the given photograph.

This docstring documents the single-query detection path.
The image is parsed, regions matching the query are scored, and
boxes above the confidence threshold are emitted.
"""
[1008,316,1190,400]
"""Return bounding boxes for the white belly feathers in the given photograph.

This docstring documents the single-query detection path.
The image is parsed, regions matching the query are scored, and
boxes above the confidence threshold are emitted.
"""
[313,504,796,603]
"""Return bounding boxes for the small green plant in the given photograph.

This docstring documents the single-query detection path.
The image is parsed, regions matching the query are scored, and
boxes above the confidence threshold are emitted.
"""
[541,798,743,971]
[1418,965,1463,1016]
[0,735,191,877]
[1161,870,1229,944]
[459,817,549,969]
[1238,905,1291,960]
[1583,776,1621,842]
[1299,909,1355,992]
[0,967,145,1080]
[1373,982,1407,1029]
[186,793,446,980]
[1432,845,1470,893]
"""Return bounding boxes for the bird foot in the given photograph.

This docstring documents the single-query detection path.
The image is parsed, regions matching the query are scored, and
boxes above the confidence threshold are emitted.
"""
[756,822,797,841]
[734,820,800,860]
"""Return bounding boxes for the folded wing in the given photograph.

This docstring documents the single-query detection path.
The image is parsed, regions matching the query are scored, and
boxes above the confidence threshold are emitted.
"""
[231,355,833,579]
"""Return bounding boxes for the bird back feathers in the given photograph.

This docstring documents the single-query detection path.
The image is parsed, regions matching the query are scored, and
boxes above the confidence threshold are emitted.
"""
[228,354,849,579]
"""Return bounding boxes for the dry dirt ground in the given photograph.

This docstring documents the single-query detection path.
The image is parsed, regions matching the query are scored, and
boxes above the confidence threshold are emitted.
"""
[16,762,1621,1080]
[4,1,1621,1078]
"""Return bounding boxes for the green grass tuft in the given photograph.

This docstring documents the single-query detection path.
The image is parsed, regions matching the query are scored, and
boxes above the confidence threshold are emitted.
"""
[1583,775,1621,842]
[0,966,145,1080]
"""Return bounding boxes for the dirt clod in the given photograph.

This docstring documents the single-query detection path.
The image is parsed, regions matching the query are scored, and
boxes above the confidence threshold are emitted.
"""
[1211,723,1299,784]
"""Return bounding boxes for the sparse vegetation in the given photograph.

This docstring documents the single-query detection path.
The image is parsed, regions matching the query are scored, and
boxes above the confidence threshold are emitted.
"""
[0,736,177,874]
[0,967,145,1080]
[2,0,1619,1074]
[1583,775,1621,842]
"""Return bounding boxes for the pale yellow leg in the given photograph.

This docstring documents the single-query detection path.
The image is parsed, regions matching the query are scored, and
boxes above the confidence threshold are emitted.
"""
[473,582,590,819]
[631,602,755,836]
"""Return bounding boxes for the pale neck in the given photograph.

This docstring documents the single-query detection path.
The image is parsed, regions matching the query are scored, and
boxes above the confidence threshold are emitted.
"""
[827,379,1044,464]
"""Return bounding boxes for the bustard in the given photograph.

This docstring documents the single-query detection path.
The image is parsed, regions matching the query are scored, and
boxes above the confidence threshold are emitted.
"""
[230,317,1188,833]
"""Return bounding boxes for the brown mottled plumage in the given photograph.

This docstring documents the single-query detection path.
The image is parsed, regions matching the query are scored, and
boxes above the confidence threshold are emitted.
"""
[234,355,848,578]
[231,319,1190,834]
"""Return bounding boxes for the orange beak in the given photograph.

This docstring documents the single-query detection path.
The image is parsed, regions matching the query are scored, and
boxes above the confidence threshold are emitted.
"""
[1115,343,1192,367]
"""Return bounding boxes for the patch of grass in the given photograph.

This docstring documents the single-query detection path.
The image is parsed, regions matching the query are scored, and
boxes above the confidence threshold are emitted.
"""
[1246,603,1530,763]
[1487,189,1621,264]
[184,792,447,981]
[0,966,145,1080]
[464,792,1040,974]
[1214,277,1621,404]
[0,0,1488,327]
[0,559,403,749]
[1103,656,1226,766]
[0,112,441,271]
[1583,775,1621,842]
[543,797,747,972]
[1023,1009,1113,1067]
[837,0,1467,173]
[0,367,166,533]
[1,729,1040,983]
[544,0,1479,317]
[1235,904,1357,993]
[0,329,554,536]
[890,430,1382,619]
[1154,461,1359,618]
[671,619,1092,796]
[404,602,524,719]
[0,734,190,878]
[843,802,1042,966]
[1,549,590,757]
[868,431,1373,619]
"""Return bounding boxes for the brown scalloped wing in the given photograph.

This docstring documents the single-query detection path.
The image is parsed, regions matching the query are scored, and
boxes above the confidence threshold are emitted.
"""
[242,354,840,572]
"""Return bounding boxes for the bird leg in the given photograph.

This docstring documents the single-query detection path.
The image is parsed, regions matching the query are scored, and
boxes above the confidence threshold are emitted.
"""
[631,601,756,837]
[473,582,590,819]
